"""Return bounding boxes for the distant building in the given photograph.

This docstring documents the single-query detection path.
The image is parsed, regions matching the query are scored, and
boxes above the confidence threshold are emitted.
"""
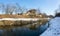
[26,9,36,15]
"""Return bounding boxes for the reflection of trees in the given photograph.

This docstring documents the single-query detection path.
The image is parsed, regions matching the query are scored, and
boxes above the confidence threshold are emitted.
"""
[2,20,14,26]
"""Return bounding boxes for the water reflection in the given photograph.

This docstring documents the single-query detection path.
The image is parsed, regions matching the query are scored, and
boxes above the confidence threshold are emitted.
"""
[0,23,48,36]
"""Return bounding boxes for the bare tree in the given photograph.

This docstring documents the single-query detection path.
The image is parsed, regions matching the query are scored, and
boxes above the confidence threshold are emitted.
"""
[0,3,27,15]
[0,3,17,14]
[37,8,41,14]
[5,4,17,14]
[0,3,5,14]
[15,3,27,14]
[55,5,60,13]
[54,5,60,17]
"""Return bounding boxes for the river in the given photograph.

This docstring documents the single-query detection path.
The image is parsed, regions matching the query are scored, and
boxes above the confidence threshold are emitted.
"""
[0,23,49,36]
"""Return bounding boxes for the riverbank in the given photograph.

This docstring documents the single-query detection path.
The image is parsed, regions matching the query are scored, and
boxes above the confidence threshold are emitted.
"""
[0,18,48,25]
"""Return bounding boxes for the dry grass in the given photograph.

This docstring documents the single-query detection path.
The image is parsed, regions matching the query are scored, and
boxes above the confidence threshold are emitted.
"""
[0,14,41,18]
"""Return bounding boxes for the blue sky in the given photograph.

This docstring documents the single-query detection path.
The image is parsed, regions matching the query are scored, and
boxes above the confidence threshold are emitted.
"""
[0,0,60,15]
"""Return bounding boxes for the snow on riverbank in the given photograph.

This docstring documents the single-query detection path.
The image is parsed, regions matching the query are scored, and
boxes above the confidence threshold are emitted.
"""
[40,17,60,36]
[0,18,50,21]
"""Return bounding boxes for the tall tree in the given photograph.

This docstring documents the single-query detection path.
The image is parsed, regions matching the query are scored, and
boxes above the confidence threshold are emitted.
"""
[15,3,27,14]
[0,3,27,14]
[55,5,60,13]
[55,5,60,16]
